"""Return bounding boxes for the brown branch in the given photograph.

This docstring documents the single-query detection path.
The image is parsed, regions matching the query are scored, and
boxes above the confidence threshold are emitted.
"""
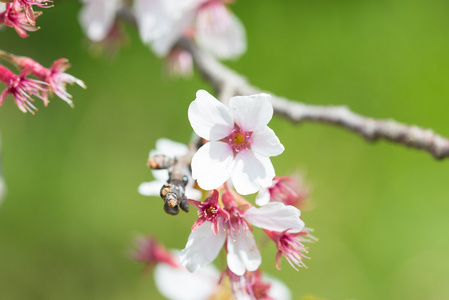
[149,139,202,215]
[178,38,449,160]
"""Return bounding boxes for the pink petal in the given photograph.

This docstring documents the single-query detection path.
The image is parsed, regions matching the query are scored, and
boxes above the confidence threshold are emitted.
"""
[191,141,235,191]
[188,90,234,140]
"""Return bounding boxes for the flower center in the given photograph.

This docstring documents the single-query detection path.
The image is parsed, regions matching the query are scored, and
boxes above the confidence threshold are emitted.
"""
[198,203,219,221]
[223,123,252,156]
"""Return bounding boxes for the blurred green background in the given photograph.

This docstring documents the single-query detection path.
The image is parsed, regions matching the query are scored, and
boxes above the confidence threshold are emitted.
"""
[1,0,449,299]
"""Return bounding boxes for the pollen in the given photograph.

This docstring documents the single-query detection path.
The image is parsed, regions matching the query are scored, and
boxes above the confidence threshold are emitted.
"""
[221,123,252,156]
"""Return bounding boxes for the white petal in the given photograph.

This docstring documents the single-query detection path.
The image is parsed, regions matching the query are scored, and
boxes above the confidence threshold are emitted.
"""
[196,13,247,60]
[151,169,169,182]
[251,127,285,157]
[138,180,164,196]
[229,94,273,132]
[243,202,305,233]
[154,262,219,300]
[179,222,226,273]
[230,151,275,195]
[188,90,234,140]
[0,3,6,12]
[155,138,188,157]
[185,186,202,201]
[191,142,235,190]
[264,274,292,300]
[134,0,196,56]
[79,0,121,42]
[255,187,271,206]
[227,229,261,276]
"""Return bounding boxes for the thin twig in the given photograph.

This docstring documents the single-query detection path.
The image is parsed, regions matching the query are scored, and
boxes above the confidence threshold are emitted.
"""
[178,38,449,160]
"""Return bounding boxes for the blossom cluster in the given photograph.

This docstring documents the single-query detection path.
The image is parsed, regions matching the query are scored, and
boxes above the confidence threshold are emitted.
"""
[133,236,293,300]
[139,90,316,299]
[0,0,52,37]
[79,0,246,76]
[0,53,85,113]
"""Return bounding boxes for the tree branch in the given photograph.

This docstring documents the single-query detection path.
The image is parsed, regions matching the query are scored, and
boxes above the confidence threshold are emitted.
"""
[178,38,449,160]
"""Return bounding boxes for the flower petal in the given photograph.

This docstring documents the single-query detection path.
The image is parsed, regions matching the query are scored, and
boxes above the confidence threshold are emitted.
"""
[196,13,247,60]
[251,127,284,157]
[138,180,164,196]
[255,187,271,206]
[244,202,305,233]
[230,151,275,195]
[229,93,273,132]
[264,274,292,300]
[185,186,202,201]
[188,90,234,140]
[227,229,261,276]
[154,260,219,300]
[179,221,226,273]
[79,0,120,42]
[134,0,196,56]
[191,141,235,190]
[154,138,188,157]
[151,169,169,182]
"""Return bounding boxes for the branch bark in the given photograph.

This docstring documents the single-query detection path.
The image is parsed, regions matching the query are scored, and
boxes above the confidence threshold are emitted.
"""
[178,38,449,160]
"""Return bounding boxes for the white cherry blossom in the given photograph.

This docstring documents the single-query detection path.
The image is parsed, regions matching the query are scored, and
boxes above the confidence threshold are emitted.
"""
[138,138,201,200]
[188,90,284,195]
[133,0,246,59]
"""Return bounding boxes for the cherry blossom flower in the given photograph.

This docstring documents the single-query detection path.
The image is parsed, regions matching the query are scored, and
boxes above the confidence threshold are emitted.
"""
[12,56,85,106]
[188,90,284,195]
[138,138,202,200]
[0,2,39,37]
[180,191,304,275]
[78,0,122,42]
[256,175,309,207]
[228,270,292,300]
[132,236,178,269]
[0,65,46,113]
[188,189,229,234]
[14,0,52,26]
[156,257,291,300]
[166,48,193,78]
[266,228,316,271]
[133,0,246,59]
[133,237,220,300]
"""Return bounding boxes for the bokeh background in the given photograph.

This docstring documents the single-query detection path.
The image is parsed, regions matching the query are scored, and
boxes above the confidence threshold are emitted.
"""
[1,0,449,299]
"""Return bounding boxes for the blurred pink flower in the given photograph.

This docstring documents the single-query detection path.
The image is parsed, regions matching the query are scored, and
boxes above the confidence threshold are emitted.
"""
[0,65,46,113]
[0,2,39,37]
[256,175,309,208]
[133,0,246,59]
[13,56,85,106]
[266,228,316,271]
